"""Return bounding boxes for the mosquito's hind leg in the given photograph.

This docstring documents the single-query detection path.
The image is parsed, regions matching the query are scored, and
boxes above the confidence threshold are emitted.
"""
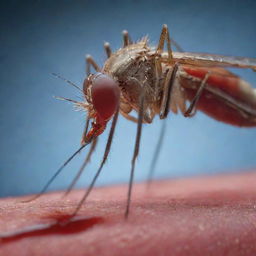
[122,30,132,47]
[183,72,210,117]
[156,24,173,62]
[104,42,112,58]
[85,55,101,76]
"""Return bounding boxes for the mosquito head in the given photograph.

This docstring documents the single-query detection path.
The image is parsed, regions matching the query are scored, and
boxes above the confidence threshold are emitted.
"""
[82,72,120,143]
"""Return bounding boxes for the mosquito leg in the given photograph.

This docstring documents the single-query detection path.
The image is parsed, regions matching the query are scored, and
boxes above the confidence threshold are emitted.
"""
[159,63,179,119]
[51,73,83,93]
[85,55,101,76]
[143,30,178,185]
[146,61,177,186]
[145,44,167,182]
[156,24,173,62]
[64,137,98,196]
[170,38,184,52]
[122,30,132,47]
[152,56,163,103]
[147,117,167,186]
[120,110,139,123]
[125,84,145,219]
[184,72,210,117]
[104,42,112,58]
[68,107,119,218]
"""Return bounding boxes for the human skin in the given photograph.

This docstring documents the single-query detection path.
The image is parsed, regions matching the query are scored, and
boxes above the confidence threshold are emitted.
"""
[0,172,256,256]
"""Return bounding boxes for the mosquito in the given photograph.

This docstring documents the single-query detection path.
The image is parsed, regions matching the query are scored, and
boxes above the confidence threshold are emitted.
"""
[27,24,256,220]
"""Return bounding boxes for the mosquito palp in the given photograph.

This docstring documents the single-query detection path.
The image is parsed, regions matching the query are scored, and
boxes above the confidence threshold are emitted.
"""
[51,73,83,93]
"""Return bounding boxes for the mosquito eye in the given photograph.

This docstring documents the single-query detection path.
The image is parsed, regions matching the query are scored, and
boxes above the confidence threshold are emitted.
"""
[91,73,120,122]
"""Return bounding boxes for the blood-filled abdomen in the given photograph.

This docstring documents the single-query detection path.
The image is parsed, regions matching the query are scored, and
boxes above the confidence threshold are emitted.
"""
[181,66,256,127]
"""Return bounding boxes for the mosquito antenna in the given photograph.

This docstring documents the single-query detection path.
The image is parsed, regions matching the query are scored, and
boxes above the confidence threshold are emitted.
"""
[54,96,88,111]
[69,107,119,218]
[23,139,92,203]
[52,73,83,93]
[54,96,81,104]
[64,137,98,196]
[147,118,167,186]
[125,90,145,219]
[75,95,85,101]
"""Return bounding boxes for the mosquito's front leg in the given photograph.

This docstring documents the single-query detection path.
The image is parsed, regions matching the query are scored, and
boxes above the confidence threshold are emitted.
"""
[156,24,173,62]
[85,55,101,76]
[183,72,210,117]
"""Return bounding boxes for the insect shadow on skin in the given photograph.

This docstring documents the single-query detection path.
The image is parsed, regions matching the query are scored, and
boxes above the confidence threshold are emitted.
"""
[21,24,256,224]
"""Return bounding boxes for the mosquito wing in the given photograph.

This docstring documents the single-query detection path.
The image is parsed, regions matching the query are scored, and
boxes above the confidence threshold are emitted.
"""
[159,51,256,71]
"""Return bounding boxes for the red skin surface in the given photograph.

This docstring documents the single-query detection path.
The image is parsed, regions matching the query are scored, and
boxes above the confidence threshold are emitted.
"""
[1,172,256,256]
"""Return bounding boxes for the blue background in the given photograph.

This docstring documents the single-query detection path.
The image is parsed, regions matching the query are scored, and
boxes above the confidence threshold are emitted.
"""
[0,0,256,197]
